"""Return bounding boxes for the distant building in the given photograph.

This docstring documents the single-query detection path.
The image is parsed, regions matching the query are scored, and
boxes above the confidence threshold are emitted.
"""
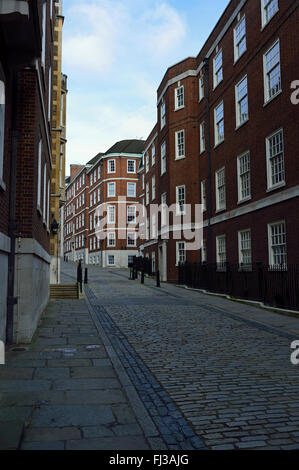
[63,140,145,267]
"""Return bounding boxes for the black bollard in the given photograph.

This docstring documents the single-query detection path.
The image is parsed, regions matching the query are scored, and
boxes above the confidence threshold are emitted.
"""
[84,267,88,284]
[141,269,145,284]
[156,270,161,288]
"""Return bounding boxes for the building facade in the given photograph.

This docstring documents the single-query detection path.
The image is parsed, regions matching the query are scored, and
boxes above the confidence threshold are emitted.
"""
[50,0,67,284]
[63,140,145,267]
[0,0,54,343]
[139,0,299,283]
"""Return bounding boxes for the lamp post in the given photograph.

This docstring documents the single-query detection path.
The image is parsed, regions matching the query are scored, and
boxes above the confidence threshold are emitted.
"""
[51,219,59,284]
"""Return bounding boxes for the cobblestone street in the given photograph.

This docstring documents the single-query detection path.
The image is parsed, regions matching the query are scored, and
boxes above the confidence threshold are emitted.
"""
[84,264,299,450]
[0,262,299,450]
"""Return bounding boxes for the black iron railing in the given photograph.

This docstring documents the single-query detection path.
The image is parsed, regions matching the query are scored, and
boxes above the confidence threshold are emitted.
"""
[178,262,299,311]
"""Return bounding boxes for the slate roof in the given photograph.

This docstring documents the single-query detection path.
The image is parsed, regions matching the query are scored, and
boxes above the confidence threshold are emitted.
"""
[105,139,145,155]
[87,152,104,166]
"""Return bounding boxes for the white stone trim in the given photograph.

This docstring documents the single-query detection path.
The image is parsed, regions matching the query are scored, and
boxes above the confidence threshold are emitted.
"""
[0,232,10,253]
[0,0,29,16]
[16,238,51,264]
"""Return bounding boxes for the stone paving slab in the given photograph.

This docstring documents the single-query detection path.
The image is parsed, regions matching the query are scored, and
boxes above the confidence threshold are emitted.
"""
[0,297,161,450]
[0,422,24,450]
[66,436,150,450]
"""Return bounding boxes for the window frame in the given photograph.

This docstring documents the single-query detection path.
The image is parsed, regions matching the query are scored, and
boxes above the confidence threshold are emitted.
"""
[174,85,184,110]
[176,241,186,266]
[216,234,227,271]
[237,151,251,203]
[201,180,206,212]
[107,182,116,198]
[199,73,205,101]
[234,15,247,63]
[214,101,224,146]
[127,232,136,247]
[235,75,249,128]
[107,231,116,247]
[107,205,116,224]
[215,167,226,212]
[263,39,281,104]
[268,220,287,269]
[213,49,223,89]
[161,141,166,175]
[176,185,186,216]
[238,229,252,270]
[151,175,156,201]
[261,0,279,28]
[37,137,42,210]
[127,182,136,198]
[175,129,185,160]
[127,159,136,174]
[160,98,166,129]
[108,159,116,174]
[151,144,156,166]
[200,122,205,153]
[266,128,285,191]
[127,205,136,224]
[107,254,115,266]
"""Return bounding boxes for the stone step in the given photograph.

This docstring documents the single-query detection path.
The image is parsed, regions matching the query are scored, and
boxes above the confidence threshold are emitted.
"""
[50,285,79,299]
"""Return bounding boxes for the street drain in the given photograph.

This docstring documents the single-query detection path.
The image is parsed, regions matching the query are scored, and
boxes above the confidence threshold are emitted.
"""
[10,347,28,352]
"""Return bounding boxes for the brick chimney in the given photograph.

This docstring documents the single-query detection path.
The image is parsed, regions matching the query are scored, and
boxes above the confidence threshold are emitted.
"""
[70,164,84,181]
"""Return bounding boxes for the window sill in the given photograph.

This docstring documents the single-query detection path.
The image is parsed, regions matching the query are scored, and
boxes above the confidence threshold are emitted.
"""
[263,89,282,108]
[214,139,224,150]
[216,208,226,214]
[235,118,249,131]
[174,106,184,112]
[266,181,286,193]
[261,10,279,31]
[237,196,251,205]
[200,149,206,155]
[0,178,6,192]
[175,155,186,161]
[233,48,247,65]
[213,79,223,91]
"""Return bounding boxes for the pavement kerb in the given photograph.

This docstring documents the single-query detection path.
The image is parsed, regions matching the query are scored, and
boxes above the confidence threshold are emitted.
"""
[177,285,298,339]
[176,284,299,320]
[83,288,161,448]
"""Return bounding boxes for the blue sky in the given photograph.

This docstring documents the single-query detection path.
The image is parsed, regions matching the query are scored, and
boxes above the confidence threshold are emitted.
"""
[62,0,229,174]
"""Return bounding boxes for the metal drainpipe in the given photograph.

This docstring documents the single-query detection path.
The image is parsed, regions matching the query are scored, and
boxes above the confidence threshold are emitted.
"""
[6,70,19,344]
[204,58,213,265]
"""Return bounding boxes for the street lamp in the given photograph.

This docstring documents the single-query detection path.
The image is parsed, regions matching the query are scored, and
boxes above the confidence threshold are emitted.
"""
[51,219,59,235]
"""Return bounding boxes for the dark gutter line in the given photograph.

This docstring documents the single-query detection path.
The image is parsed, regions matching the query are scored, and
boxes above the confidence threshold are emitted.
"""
[204,58,213,265]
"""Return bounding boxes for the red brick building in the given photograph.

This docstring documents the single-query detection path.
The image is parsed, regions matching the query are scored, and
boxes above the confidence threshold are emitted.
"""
[138,0,299,283]
[0,0,54,344]
[64,140,145,268]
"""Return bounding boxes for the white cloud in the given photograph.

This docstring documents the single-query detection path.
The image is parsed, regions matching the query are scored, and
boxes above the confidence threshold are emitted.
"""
[140,3,187,59]
[63,1,127,75]
[62,0,188,170]
[63,1,186,75]
[65,98,155,173]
